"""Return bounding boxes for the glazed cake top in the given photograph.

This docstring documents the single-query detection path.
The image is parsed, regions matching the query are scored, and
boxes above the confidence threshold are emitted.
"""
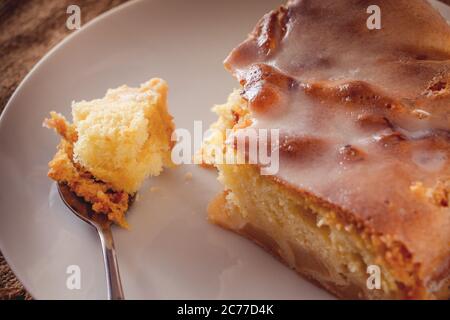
[225,0,449,282]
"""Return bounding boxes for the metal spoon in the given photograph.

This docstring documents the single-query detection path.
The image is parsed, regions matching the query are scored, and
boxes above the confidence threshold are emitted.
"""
[57,182,125,300]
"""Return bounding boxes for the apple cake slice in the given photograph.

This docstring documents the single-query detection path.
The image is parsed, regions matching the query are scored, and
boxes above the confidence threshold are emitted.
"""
[45,79,175,227]
[203,0,450,299]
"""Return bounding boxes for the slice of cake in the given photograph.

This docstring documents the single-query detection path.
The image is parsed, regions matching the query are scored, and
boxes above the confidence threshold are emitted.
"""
[45,78,175,228]
[203,0,450,299]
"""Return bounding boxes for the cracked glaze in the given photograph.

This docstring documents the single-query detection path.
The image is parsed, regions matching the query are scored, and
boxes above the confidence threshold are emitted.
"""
[225,0,450,280]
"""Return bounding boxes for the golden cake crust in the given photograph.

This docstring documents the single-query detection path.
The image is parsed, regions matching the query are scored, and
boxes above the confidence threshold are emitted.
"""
[222,0,449,298]
[45,112,130,228]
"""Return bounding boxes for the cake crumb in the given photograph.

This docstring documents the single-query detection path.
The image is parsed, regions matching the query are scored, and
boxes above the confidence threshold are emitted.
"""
[150,186,161,193]
[410,181,426,197]
[184,172,193,181]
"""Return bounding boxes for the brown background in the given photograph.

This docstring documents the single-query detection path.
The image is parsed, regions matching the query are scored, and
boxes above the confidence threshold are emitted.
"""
[0,0,128,300]
[1,0,450,301]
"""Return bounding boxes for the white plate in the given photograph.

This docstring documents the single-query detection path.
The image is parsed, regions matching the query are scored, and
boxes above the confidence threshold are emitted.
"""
[1,0,449,300]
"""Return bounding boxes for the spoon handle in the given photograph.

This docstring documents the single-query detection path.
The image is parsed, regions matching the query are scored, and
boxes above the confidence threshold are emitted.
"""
[98,227,125,300]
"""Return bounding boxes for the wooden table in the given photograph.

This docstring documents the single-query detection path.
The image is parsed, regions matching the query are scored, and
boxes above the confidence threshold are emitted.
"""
[0,0,128,300]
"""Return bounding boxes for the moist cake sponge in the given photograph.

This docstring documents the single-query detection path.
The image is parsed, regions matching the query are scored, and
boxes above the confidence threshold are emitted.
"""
[72,78,175,194]
[45,78,175,227]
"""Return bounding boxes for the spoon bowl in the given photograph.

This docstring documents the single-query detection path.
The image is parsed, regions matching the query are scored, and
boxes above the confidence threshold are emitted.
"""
[57,182,125,300]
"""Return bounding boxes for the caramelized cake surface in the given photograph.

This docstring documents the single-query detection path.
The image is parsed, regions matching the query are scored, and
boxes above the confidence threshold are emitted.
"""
[212,0,449,298]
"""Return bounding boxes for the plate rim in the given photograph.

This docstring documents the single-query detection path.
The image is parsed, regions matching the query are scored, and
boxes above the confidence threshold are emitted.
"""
[1,0,449,299]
